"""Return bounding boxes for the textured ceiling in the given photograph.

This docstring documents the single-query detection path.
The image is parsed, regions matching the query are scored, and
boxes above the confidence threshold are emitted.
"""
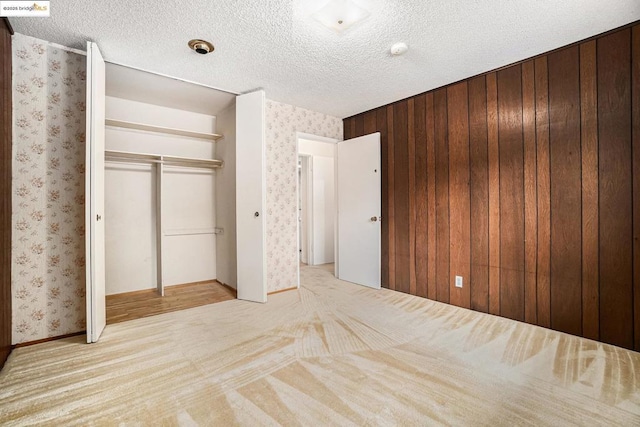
[10,0,640,118]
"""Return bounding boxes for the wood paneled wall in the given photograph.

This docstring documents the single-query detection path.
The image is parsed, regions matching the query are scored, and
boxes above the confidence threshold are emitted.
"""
[344,22,640,351]
[1,17,13,369]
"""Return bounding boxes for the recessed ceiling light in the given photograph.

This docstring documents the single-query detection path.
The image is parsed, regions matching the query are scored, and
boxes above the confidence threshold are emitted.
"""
[312,0,370,34]
[188,39,214,55]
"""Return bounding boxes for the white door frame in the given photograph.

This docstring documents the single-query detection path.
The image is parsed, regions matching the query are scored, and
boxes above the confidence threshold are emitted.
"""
[298,155,313,266]
[295,132,339,286]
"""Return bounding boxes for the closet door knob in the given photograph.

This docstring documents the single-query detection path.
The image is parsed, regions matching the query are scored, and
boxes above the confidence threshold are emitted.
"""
[96,214,102,221]
[254,212,260,217]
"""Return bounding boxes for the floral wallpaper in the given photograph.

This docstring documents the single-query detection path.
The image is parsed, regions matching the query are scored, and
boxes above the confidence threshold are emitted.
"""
[265,100,342,293]
[12,34,86,344]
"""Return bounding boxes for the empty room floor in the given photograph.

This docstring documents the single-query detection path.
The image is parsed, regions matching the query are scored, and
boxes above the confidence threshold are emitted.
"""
[1,265,639,425]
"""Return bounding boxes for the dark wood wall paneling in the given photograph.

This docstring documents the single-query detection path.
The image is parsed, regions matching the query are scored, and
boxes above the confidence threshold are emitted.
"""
[1,17,13,370]
[344,21,640,351]
[598,29,633,348]
[548,46,582,336]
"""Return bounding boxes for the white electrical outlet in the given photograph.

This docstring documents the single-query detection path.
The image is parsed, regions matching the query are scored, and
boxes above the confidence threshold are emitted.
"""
[455,276,463,288]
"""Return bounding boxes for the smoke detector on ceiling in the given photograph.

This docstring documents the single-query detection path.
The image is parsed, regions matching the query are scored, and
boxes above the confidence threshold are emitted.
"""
[188,39,215,55]
[390,42,408,56]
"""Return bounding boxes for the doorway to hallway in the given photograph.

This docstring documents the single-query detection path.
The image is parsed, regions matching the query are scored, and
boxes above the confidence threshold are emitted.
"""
[297,134,337,280]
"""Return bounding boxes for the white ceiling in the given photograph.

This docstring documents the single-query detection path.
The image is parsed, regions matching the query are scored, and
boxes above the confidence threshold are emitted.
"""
[10,0,640,118]
[105,62,236,116]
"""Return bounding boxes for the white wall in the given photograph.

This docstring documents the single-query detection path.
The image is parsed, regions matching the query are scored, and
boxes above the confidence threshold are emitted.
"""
[104,163,156,294]
[298,138,336,266]
[311,156,335,265]
[162,167,217,286]
[105,97,218,294]
[299,138,335,157]
[214,102,237,288]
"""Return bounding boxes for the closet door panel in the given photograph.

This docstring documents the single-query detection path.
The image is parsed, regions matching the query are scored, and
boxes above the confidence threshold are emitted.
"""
[85,42,107,342]
[236,90,267,302]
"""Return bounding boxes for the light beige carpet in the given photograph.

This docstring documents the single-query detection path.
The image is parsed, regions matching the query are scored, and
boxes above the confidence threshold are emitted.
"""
[1,264,639,426]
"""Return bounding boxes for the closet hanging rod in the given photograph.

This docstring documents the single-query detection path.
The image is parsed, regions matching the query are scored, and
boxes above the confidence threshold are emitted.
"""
[105,158,223,169]
[105,157,222,168]
[105,150,223,169]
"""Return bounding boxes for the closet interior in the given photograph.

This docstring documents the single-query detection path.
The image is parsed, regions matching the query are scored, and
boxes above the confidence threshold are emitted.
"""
[103,63,237,322]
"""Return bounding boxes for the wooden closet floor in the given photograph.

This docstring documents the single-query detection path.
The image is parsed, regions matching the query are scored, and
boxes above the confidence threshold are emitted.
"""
[106,281,236,325]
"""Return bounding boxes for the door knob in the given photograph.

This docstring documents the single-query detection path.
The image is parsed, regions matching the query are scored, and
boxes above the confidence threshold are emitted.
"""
[254,212,260,217]
[370,216,378,222]
[96,214,102,221]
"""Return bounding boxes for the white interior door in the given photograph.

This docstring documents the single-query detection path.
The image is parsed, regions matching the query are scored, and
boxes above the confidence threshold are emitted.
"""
[235,90,267,302]
[299,156,309,265]
[337,133,381,289]
[85,41,106,343]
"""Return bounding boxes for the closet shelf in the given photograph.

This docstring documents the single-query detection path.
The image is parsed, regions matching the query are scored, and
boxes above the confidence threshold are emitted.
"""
[106,118,223,141]
[164,228,221,237]
[105,150,223,169]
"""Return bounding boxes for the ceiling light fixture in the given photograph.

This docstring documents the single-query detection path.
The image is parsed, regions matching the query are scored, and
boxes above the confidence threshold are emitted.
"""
[188,39,214,55]
[312,0,370,34]
[390,42,408,56]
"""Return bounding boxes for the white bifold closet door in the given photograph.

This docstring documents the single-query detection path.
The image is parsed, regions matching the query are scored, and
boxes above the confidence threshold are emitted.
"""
[85,41,106,343]
[235,90,267,303]
[336,132,381,289]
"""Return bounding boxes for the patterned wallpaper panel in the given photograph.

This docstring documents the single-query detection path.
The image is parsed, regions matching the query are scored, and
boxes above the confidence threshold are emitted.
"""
[265,100,342,293]
[12,34,86,344]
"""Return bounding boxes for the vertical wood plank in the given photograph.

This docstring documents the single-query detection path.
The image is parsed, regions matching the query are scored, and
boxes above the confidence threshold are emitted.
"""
[447,82,471,309]
[598,29,633,349]
[364,110,377,134]
[535,56,551,328]
[344,117,354,140]
[394,101,410,294]
[414,94,429,298]
[549,46,582,336]
[355,114,365,137]
[580,40,599,341]
[383,105,396,290]
[408,99,417,295]
[377,108,390,289]
[522,61,538,325]
[487,72,501,315]
[387,105,396,291]
[522,60,537,325]
[435,89,450,303]
[0,19,12,369]
[426,93,438,300]
[497,65,525,322]
[633,25,640,352]
[469,76,489,313]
